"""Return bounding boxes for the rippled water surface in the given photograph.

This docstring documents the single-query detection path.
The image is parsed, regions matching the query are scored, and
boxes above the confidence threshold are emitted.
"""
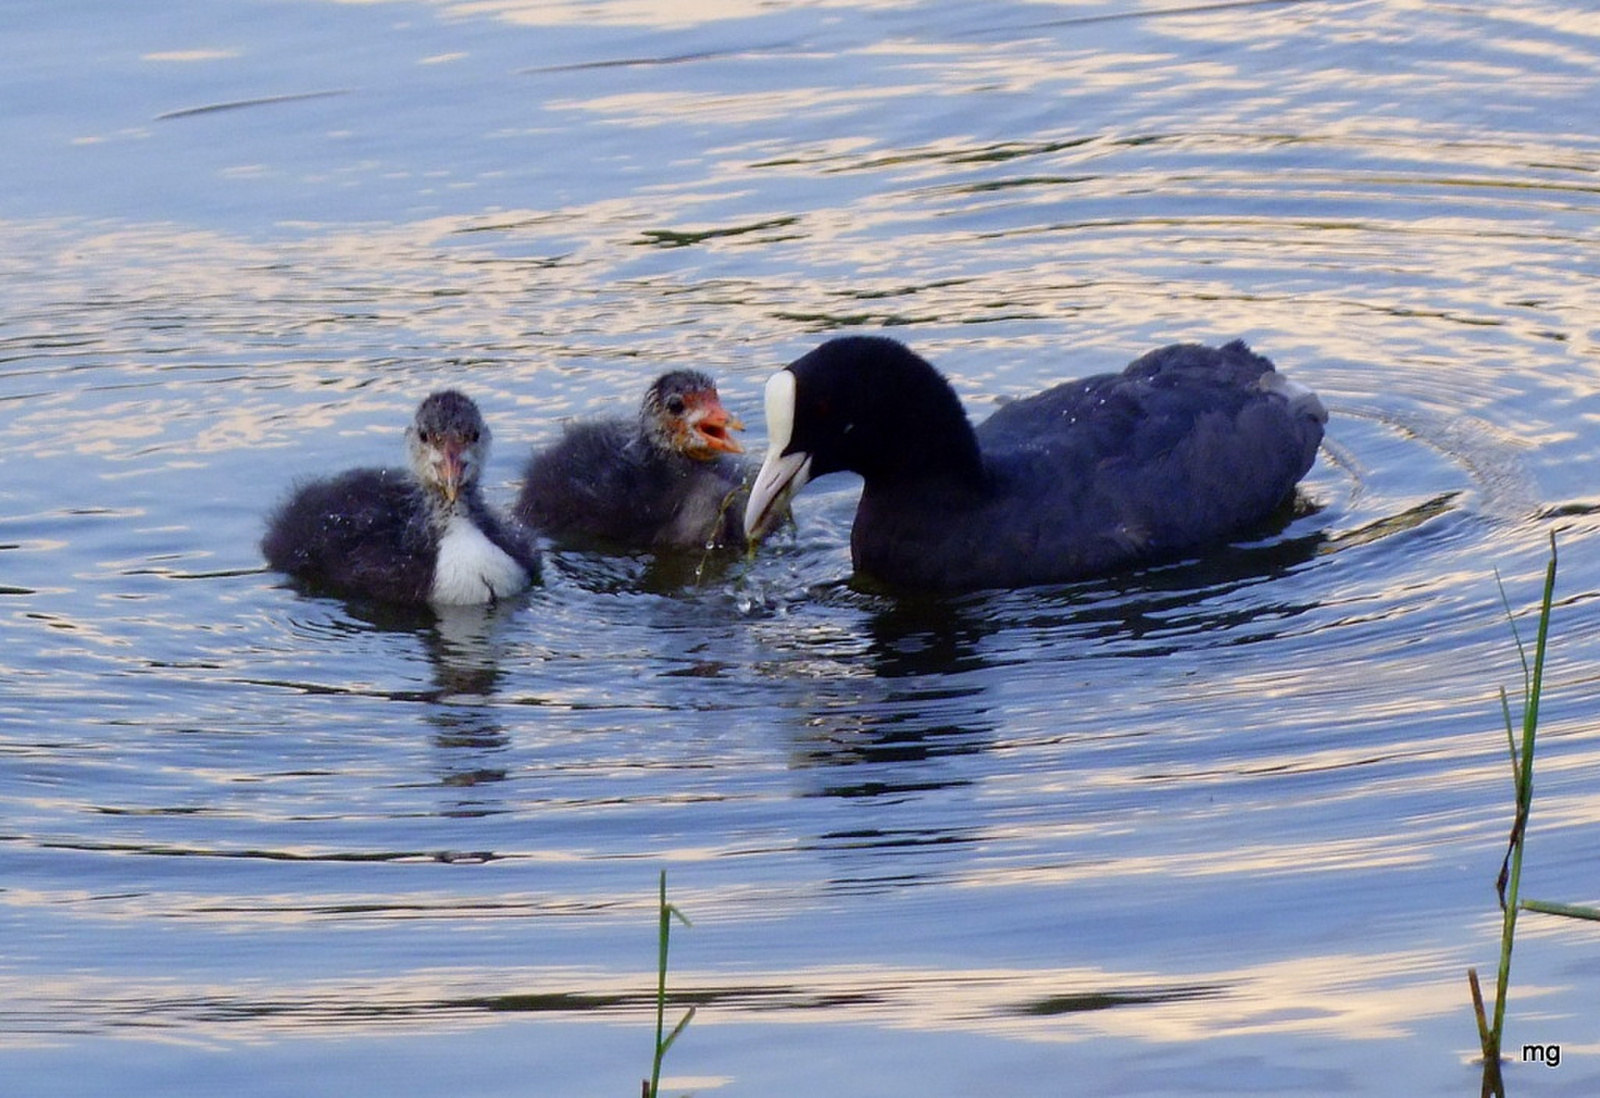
[5,1,1600,1094]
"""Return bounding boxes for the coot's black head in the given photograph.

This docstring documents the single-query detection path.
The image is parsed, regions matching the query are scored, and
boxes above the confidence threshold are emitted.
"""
[744,336,981,540]
[406,389,489,504]
[639,369,745,461]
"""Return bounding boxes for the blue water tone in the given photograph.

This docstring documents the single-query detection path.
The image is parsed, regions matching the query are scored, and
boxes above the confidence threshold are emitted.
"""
[3,2,1600,1095]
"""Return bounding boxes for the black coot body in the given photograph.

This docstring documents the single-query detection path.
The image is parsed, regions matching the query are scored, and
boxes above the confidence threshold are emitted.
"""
[744,336,1326,592]
[516,370,747,550]
[262,390,539,605]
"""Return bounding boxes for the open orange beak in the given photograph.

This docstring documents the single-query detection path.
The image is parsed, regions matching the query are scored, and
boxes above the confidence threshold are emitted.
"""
[684,393,744,458]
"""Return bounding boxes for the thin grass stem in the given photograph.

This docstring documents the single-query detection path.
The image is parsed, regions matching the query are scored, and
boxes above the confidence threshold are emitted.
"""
[646,870,693,1098]
[1482,534,1558,1067]
[1521,897,1600,921]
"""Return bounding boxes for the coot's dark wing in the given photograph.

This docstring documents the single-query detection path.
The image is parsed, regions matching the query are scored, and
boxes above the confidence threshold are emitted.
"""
[979,341,1284,441]
[261,467,434,603]
[517,421,745,550]
[974,341,1323,579]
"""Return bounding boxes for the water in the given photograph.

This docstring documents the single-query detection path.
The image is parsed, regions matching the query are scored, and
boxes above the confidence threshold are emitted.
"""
[4,1,1600,1094]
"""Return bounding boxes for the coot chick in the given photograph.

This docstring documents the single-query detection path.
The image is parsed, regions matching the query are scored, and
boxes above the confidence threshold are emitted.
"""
[515,370,747,550]
[744,335,1326,592]
[262,390,540,605]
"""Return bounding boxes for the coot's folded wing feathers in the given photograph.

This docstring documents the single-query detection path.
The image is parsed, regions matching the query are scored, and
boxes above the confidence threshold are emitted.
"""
[979,341,1275,449]
[978,341,1322,573]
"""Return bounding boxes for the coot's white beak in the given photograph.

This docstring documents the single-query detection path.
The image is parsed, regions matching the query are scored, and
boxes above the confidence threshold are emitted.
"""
[744,369,811,542]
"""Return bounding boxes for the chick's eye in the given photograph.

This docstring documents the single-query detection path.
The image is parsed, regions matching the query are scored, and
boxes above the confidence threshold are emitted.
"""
[417,430,430,444]
[468,430,480,444]
[665,395,686,416]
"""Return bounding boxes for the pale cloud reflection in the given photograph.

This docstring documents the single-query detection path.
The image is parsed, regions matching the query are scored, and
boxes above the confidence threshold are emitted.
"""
[442,0,917,29]
[141,49,241,63]
[0,946,1483,1047]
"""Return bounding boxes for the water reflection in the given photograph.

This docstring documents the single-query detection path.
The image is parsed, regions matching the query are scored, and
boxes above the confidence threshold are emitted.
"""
[424,604,522,815]
[0,944,1468,1046]
[980,518,1330,655]
[6,0,1600,1093]
[543,545,750,597]
[780,593,997,775]
[327,597,541,815]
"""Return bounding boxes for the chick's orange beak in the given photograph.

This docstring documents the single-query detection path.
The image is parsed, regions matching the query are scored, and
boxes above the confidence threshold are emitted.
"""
[685,392,744,458]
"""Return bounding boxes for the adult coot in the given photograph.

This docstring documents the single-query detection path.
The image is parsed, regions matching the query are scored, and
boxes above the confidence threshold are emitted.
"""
[744,335,1326,592]
[515,370,748,550]
[262,390,540,605]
